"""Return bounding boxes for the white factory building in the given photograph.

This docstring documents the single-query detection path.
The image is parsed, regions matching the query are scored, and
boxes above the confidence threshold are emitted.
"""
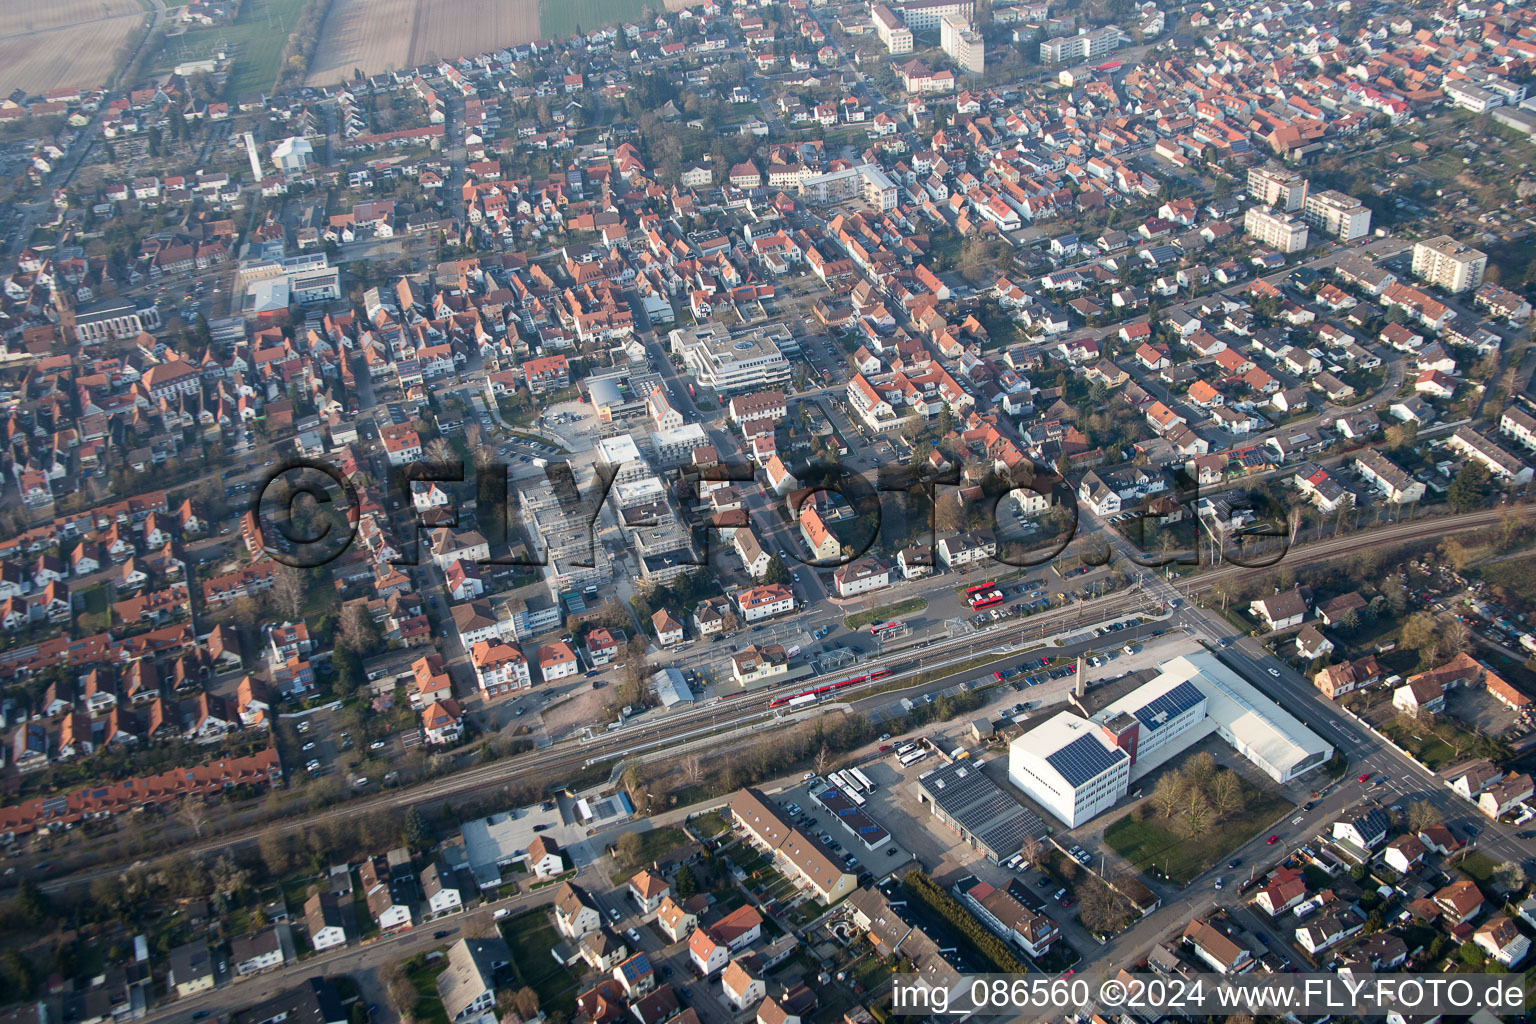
[1008,653,1332,828]
[1008,714,1131,828]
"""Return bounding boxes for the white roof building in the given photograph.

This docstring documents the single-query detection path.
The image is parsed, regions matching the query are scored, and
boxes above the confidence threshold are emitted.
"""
[1007,713,1130,828]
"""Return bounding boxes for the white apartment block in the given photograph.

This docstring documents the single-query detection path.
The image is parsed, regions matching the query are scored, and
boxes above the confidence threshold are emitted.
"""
[1448,425,1534,485]
[1412,235,1487,293]
[1500,404,1536,451]
[1302,189,1371,241]
[941,14,985,74]
[897,0,975,31]
[1246,166,1307,211]
[872,3,913,52]
[798,163,899,211]
[1244,206,1309,253]
[1353,449,1425,504]
[1039,26,1120,63]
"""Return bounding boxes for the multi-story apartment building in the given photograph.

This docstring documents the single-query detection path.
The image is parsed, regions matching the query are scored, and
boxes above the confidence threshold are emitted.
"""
[1244,206,1309,253]
[1246,166,1308,211]
[1499,404,1536,450]
[1411,235,1488,293]
[1448,425,1533,484]
[896,0,975,31]
[797,162,900,210]
[1039,26,1119,63]
[872,4,913,52]
[941,14,985,74]
[1302,189,1371,241]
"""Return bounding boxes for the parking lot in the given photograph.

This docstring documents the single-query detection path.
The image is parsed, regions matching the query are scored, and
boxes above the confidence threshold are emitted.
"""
[768,774,918,886]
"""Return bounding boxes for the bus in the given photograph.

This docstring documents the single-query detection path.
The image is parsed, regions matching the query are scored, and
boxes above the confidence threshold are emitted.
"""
[831,770,855,793]
[869,619,904,636]
[845,787,867,807]
[895,743,916,757]
[966,582,1005,609]
[767,667,893,708]
[849,767,875,793]
[899,748,930,767]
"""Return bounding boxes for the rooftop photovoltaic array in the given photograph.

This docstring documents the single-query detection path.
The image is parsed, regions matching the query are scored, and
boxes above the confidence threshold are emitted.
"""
[1045,732,1128,786]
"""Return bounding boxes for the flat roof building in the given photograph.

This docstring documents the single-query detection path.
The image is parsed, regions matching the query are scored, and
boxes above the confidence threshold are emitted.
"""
[669,323,793,394]
[1412,235,1488,293]
[916,759,1047,862]
[1008,714,1131,828]
[1008,652,1332,827]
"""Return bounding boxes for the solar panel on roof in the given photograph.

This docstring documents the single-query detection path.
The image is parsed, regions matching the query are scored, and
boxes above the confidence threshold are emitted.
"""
[1132,679,1204,732]
[1045,733,1126,786]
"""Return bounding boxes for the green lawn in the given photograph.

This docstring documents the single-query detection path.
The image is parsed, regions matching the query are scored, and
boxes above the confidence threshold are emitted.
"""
[844,597,929,631]
[536,0,648,44]
[1378,719,1461,770]
[151,0,308,100]
[608,825,690,884]
[1457,851,1501,892]
[690,810,730,837]
[404,954,451,1024]
[1105,792,1294,885]
[79,584,110,632]
[501,909,581,1017]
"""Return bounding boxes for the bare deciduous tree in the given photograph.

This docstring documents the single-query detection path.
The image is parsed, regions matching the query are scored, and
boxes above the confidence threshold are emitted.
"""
[1151,769,1185,819]
[1018,833,1044,869]
[178,797,211,839]
[1210,769,1243,819]
[1179,791,1215,838]
[270,563,308,621]
[1406,800,1441,834]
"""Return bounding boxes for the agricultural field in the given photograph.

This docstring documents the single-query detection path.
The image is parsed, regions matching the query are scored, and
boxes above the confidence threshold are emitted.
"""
[407,0,540,64]
[152,0,309,99]
[0,0,146,96]
[307,0,540,85]
[306,0,710,83]
[534,0,645,43]
[303,0,416,84]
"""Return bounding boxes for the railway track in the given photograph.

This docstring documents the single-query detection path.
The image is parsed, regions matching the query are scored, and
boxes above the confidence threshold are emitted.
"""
[33,503,1530,894]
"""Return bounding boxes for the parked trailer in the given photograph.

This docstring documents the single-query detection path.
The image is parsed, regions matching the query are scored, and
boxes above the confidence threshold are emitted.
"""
[849,767,875,793]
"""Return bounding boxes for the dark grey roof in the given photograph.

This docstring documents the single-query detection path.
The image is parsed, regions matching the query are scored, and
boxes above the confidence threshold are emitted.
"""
[917,760,1046,858]
[1045,732,1127,786]
[1133,679,1205,732]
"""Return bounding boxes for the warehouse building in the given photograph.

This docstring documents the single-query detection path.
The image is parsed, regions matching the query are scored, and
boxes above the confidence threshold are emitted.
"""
[915,759,1047,862]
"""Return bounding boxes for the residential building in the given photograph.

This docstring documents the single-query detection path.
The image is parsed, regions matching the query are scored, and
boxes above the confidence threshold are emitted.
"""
[738,583,795,622]
[873,4,913,53]
[436,938,512,1024]
[1411,236,1488,293]
[1302,190,1371,241]
[729,788,857,903]
[1244,206,1309,253]
[941,15,985,74]
[1448,425,1533,484]
[1248,166,1307,211]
